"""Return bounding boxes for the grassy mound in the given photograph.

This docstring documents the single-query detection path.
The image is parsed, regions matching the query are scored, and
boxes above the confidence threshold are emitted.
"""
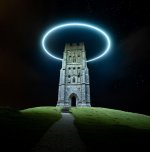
[0,107,61,152]
[70,107,150,151]
[21,106,61,131]
[1,106,150,151]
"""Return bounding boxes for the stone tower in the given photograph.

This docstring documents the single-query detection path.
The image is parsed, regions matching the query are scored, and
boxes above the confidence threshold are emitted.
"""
[57,42,91,107]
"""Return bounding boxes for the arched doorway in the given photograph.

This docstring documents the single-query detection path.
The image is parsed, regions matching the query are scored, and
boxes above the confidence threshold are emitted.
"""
[69,93,78,107]
[71,96,76,106]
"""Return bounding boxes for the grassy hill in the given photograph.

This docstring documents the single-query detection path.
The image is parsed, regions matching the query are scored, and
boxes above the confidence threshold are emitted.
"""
[0,106,150,151]
[0,107,61,152]
[70,107,150,151]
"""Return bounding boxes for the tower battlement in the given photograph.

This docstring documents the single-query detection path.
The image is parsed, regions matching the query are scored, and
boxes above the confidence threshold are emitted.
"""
[57,43,91,107]
[65,42,85,51]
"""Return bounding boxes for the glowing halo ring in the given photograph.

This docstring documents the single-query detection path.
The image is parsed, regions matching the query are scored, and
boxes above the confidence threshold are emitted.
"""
[42,22,111,62]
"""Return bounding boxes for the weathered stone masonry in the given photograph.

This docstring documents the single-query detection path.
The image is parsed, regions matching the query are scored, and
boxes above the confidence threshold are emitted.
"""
[57,42,91,107]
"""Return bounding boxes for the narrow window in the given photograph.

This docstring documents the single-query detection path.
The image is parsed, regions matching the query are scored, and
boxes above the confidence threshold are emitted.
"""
[69,56,72,62]
[73,77,75,83]
[73,56,76,62]
[68,75,71,83]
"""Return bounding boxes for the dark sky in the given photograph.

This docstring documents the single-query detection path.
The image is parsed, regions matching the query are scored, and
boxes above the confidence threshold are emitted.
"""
[0,0,150,114]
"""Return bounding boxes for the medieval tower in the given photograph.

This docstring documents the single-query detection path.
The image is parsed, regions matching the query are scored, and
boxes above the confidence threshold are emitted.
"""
[57,42,91,107]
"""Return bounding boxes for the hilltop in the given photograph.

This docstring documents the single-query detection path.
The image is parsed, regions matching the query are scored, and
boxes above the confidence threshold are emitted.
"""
[70,107,150,151]
[0,106,150,151]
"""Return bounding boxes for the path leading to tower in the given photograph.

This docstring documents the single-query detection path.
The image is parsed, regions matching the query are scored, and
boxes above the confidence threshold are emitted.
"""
[32,112,86,152]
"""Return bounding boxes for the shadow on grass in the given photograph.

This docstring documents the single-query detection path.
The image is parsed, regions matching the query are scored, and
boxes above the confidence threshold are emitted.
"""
[74,121,150,151]
[70,107,150,151]
[0,107,61,152]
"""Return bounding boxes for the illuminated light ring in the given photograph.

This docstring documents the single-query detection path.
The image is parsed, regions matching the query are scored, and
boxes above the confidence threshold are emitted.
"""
[42,22,111,62]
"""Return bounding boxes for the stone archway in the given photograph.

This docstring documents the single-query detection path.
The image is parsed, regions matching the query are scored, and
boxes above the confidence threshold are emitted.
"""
[69,93,79,107]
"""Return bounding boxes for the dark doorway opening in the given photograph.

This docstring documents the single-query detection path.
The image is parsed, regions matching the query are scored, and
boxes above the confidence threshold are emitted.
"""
[71,96,76,106]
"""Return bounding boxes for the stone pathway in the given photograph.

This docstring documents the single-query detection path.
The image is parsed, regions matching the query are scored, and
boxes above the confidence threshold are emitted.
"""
[32,113,86,152]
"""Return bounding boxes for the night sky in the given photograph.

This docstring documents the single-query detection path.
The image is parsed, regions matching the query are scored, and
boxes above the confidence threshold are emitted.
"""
[0,0,150,115]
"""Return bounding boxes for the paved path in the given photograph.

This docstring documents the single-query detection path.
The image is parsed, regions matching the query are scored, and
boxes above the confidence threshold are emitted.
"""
[32,113,86,152]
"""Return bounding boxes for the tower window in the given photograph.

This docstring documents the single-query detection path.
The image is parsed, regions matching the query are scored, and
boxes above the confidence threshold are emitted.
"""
[68,67,71,70]
[73,67,75,70]
[73,56,76,62]
[78,67,80,69]
[73,77,75,83]
[69,56,72,62]
[68,75,70,78]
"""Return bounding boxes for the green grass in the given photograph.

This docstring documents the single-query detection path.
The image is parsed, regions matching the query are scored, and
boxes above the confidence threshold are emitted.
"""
[0,107,61,152]
[1,106,150,151]
[70,107,150,151]
[21,106,61,131]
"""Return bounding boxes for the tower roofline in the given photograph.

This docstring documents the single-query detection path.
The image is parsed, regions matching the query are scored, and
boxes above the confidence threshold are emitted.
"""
[64,42,85,51]
[65,42,84,46]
